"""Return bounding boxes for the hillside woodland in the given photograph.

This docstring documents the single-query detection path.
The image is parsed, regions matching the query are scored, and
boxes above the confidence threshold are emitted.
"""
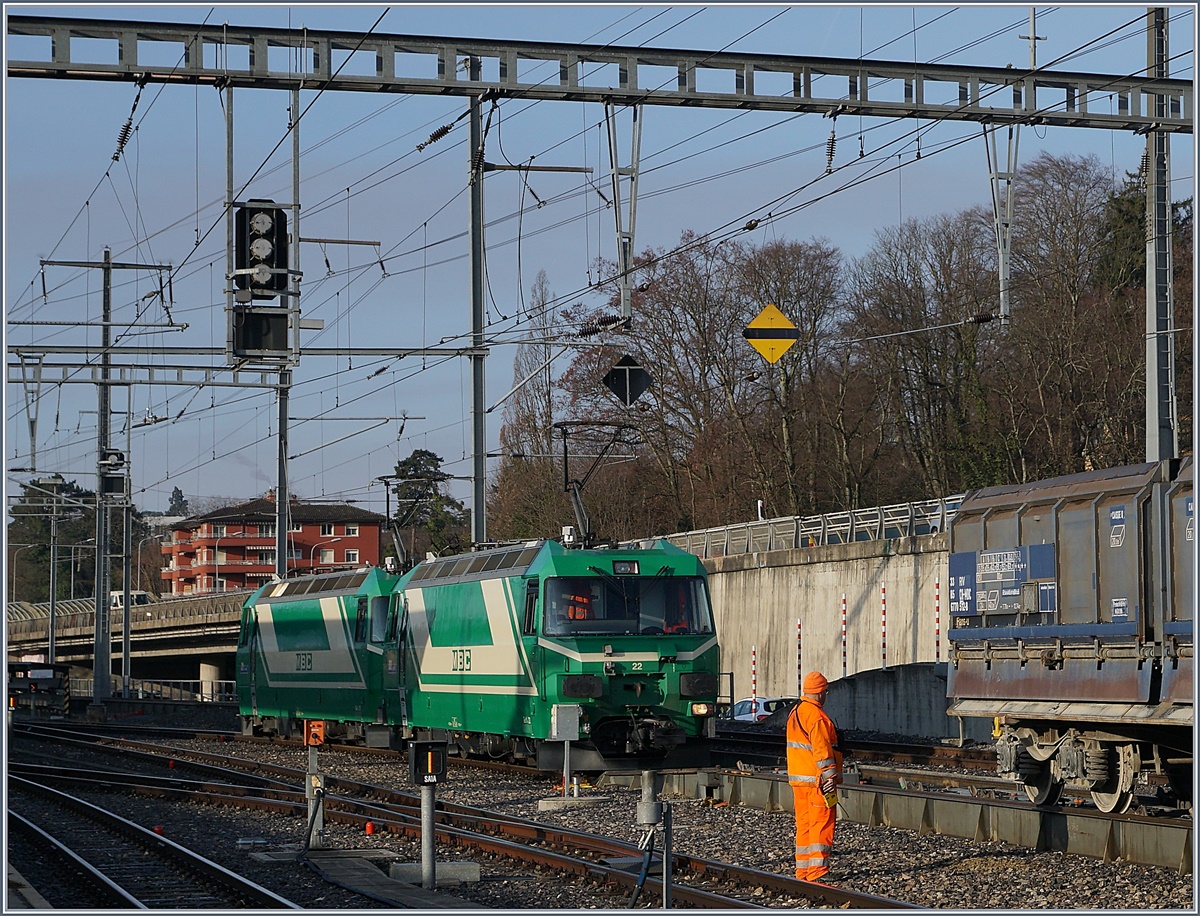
[488,153,1193,542]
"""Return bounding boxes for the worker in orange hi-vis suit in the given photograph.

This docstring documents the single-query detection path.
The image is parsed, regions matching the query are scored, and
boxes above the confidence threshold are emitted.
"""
[565,588,592,620]
[786,670,844,882]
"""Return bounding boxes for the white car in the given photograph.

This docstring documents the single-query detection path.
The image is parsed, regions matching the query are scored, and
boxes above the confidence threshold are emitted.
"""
[725,696,799,722]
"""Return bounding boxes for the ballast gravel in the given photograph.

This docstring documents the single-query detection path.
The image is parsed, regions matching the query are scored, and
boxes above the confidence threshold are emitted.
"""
[8,730,1195,910]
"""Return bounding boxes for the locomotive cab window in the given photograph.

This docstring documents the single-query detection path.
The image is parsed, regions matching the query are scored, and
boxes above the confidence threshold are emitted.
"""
[543,574,714,636]
[523,579,539,634]
[369,595,390,642]
[386,594,405,642]
[238,611,257,647]
[354,596,369,642]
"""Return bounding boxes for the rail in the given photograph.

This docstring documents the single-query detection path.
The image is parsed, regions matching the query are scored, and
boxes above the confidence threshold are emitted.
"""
[661,496,961,558]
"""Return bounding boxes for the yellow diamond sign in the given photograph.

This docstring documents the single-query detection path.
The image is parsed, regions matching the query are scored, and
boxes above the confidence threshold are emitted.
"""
[743,303,798,364]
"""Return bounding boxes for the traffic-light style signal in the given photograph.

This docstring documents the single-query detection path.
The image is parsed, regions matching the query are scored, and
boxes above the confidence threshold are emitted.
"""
[235,200,289,299]
[98,448,128,498]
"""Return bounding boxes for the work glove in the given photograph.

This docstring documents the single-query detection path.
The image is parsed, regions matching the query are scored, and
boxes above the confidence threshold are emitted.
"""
[820,778,836,796]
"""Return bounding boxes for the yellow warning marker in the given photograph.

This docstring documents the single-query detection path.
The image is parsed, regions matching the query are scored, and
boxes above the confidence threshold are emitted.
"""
[743,303,798,364]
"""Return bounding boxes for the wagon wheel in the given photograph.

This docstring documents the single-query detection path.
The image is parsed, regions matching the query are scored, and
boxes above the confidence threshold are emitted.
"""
[1164,760,1193,806]
[1023,761,1063,807]
[1090,743,1139,814]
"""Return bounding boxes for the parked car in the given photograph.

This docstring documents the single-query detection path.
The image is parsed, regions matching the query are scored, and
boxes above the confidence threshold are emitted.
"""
[724,696,799,722]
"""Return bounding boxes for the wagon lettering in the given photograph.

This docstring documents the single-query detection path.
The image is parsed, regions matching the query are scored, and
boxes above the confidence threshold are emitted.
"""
[452,648,472,672]
[296,652,313,671]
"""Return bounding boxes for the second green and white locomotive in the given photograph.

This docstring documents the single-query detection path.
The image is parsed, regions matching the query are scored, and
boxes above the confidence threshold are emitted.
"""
[236,538,720,769]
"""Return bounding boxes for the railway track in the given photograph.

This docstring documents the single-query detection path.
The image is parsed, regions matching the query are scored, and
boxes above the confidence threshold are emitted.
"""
[711,726,998,770]
[13,721,1193,879]
[7,776,301,909]
[10,724,913,909]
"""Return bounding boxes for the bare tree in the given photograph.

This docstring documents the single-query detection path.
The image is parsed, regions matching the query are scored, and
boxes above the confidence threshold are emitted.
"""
[847,208,1000,496]
[489,271,573,539]
[998,152,1144,476]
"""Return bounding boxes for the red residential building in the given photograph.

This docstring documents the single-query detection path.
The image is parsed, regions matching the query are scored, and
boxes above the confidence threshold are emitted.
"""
[161,492,387,596]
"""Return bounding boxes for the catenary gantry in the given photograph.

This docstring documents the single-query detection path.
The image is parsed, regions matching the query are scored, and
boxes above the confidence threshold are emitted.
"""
[6,14,1192,133]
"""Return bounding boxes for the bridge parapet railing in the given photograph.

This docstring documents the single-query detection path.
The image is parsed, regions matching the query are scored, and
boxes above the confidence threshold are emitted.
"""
[665,496,961,559]
[71,677,238,703]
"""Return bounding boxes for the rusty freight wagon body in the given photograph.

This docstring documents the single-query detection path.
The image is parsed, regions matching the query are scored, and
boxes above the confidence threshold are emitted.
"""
[946,459,1193,813]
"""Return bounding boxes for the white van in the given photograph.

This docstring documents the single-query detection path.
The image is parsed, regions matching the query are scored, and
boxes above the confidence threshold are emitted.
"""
[109,590,153,610]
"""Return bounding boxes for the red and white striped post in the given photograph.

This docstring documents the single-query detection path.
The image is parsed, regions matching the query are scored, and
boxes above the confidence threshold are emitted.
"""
[751,645,758,717]
[796,619,803,695]
[840,593,848,679]
[934,578,941,663]
[881,583,888,670]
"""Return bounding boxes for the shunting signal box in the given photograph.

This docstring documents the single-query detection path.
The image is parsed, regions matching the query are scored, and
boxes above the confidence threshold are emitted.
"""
[304,720,326,746]
[409,740,448,785]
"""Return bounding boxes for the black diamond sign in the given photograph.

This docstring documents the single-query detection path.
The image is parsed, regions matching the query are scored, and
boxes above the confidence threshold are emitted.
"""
[602,354,653,406]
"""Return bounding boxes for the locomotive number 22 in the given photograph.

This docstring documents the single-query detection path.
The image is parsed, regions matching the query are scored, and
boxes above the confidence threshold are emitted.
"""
[452,648,472,672]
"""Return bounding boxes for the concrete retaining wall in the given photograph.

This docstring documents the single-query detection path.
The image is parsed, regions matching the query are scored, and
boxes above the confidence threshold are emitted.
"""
[824,663,992,744]
[705,533,990,740]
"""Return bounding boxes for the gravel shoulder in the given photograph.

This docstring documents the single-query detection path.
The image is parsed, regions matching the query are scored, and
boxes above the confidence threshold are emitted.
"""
[7,732,1195,909]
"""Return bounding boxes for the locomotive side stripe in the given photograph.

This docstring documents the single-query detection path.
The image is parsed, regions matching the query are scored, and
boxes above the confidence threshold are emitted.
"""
[404,584,537,694]
[479,578,534,684]
[254,597,366,688]
[501,576,535,682]
[537,634,719,663]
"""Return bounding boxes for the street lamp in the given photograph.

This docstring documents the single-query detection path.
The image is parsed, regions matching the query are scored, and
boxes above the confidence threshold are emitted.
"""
[36,475,66,664]
[310,537,342,571]
[212,535,224,594]
[136,535,160,592]
[69,539,96,600]
[10,544,38,603]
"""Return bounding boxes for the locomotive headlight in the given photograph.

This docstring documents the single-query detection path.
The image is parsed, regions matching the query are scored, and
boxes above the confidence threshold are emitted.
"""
[690,702,715,717]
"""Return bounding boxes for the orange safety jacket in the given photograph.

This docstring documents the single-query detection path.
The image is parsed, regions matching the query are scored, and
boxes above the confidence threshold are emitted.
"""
[786,698,843,791]
[566,593,592,620]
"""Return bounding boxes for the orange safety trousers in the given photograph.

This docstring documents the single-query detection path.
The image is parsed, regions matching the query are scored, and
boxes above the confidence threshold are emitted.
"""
[792,787,835,881]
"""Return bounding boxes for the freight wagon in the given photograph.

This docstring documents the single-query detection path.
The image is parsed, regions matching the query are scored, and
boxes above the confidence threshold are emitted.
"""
[236,538,720,769]
[946,459,1193,813]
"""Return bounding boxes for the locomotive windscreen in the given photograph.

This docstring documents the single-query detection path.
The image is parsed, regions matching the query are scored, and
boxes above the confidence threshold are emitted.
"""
[542,575,713,637]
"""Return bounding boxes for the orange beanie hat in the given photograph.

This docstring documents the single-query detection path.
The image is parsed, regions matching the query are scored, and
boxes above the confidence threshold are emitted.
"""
[803,671,829,694]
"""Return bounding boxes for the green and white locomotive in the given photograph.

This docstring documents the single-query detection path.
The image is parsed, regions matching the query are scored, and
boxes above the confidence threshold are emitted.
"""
[236,538,720,769]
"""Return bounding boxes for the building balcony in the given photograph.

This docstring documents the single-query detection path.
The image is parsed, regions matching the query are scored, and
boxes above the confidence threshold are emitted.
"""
[191,533,264,548]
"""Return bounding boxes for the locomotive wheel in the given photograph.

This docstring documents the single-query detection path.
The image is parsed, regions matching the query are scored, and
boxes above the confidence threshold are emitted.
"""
[1023,763,1063,807]
[1090,743,1138,814]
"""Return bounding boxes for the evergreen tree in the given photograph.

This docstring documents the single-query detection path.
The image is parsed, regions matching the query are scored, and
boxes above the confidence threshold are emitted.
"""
[168,486,190,516]
[391,450,471,557]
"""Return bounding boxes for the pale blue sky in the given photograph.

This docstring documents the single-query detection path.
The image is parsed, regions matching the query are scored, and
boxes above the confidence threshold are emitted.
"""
[4,3,1195,522]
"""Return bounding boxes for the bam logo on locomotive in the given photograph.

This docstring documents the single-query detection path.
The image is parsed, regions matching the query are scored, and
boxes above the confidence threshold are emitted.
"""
[255,596,366,688]
[404,578,538,695]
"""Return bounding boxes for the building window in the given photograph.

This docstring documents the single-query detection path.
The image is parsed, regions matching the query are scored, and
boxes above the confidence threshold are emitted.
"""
[290,520,303,532]
[259,550,276,566]
[345,524,359,537]
[345,549,359,564]
[260,524,276,538]
[211,524,227,537]
[321,523,335,536]
[319,548,336,565]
